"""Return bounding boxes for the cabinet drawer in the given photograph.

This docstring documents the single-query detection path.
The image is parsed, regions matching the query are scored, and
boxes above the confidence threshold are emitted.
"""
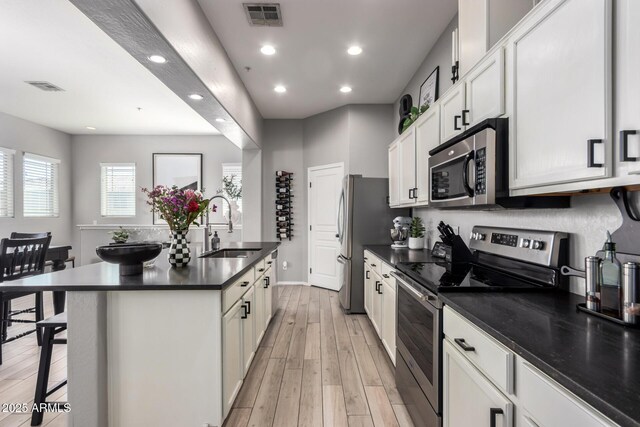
[223,269,255,314]
[368,255,382,276]
[380,263,395,291]
[255,257,267,275]
[443,306,514,394]
[519,361,616,427]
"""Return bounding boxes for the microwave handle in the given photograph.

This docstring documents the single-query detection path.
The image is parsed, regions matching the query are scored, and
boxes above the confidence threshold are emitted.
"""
[462,150,475,197]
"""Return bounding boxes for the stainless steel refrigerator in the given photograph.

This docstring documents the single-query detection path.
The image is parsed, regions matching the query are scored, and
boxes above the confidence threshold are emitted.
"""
[337,175,409,313]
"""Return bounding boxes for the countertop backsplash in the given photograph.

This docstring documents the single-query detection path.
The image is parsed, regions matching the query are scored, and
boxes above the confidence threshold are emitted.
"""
[414,192,639,296]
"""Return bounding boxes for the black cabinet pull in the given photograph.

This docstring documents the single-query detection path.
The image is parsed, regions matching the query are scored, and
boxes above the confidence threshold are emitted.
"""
[408,188,414,199]
[375,281,380,292]
[462,109,470,126]
[454,115,462,131]
[241,304,248,319]
[414,187,418,198]
[258,268,265,272]
[454,338,475,352]
[366,270,370,279]
[263,277,269,288]
[371,263,377,267]
[241,281,250,287]
[245,301,251,315]
[490,408,504,427]
[620,130,639,162]
[378,284,383,295]
[267,261,273,265]
[587,139,604,167]
[383,274,390,279]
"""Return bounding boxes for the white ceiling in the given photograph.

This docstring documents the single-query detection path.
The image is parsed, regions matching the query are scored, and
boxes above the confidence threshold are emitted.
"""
[0,0,219,135]
[197,0,458,119]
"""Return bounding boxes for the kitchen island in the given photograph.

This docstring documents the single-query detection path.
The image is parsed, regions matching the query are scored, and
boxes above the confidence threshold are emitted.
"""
[3,242,279,427]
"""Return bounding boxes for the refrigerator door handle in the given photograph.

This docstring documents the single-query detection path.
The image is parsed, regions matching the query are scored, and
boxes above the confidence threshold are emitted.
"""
[337,188,345,242]
[337,255,346,264]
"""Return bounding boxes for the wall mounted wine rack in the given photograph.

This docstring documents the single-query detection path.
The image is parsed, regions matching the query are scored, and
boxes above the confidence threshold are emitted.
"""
[275,171,293,241]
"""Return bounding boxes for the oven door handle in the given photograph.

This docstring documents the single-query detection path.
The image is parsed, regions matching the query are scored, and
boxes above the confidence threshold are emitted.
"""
[462,150,475,197]
[391,271,436,303]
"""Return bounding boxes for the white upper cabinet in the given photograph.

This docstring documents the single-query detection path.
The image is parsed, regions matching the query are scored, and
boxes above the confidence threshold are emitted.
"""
[388,141,400,207]
[508,0,612,190]
[615,0,640,177]
[440,83,467,143]
[415,105,441,204]
[465,48,505,127]
[458,0,532,76]
[398,126,417,205]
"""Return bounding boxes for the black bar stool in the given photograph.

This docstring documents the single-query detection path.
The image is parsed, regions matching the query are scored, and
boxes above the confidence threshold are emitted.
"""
[31,312,67,426]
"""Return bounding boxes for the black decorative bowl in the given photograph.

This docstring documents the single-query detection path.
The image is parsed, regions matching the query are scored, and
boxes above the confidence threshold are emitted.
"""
[96,242,163,276]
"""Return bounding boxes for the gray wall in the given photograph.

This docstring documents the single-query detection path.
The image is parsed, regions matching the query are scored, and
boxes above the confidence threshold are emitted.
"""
[261,120,305,281]
[262,104,395,282]
[70,135,241,247]
[242,148,262,241]
[0,112,72,246]
[348,104,394,178]
[394,14,458,124]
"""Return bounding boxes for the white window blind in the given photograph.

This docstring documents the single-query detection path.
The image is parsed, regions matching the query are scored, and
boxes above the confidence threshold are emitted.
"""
[101,163,136,217]
[23,153,59,217]
[0,148,15,218]
[222,163,242,217]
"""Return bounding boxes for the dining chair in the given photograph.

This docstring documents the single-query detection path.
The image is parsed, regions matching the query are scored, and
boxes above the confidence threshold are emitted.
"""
[0,235,52,365]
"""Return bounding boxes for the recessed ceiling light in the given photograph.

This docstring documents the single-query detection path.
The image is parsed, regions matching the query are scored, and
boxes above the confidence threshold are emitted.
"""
[86,126,96,130]
[189,93,204,100]
[340,86,352,93]
[215,118,226,123]
[148,55,167,64]
[260,45,276,55]
[274,85,287,93]
[347,46,362,56]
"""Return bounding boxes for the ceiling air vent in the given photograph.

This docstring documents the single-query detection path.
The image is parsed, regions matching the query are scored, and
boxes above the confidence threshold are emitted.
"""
[25,81,65,92]
[243,3,282,26]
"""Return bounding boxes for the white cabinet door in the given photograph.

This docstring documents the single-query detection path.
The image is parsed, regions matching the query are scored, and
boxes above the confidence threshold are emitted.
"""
[440,83,467,143]
[380,280,396,365]
[465,48,505,127]
[222,299,244,418]
[398,127,417,205]
[254,277,265,347]
[370,272,383,335]
[241,286,255,376]
[458,0,489,77]
[443,340,513,427]
[364,263,373,316]
[615,0,640,176]
[265,267,274,328]
[509,0,612,190]
[415,105,441,204]
[388,141,400,207]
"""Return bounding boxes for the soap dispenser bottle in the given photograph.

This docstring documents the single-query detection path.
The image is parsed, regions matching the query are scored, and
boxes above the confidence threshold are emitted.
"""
[601,231,622,316]
[211,231,221,251]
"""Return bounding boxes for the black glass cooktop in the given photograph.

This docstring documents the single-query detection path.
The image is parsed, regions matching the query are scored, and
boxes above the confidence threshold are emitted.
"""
[397,261,550,293]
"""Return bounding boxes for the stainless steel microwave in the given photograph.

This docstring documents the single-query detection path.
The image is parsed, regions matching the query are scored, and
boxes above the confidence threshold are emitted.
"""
[428,118,508,208]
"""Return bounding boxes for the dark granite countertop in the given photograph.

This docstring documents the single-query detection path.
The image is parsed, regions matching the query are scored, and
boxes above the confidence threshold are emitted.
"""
[363,245,441,266]
[439,291,640,427]
[0,242,279,292]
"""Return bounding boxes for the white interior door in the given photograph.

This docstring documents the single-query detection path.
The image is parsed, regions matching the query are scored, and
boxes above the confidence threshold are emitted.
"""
[308,163,344,291]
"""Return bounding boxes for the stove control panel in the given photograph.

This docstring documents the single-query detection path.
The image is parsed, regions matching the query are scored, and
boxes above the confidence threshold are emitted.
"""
[469,226,568,267]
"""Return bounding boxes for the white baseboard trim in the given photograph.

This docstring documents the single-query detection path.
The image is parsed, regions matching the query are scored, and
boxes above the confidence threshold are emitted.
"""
[277,281,311,286]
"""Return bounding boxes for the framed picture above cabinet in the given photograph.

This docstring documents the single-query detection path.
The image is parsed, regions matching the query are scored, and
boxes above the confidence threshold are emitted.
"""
[419,66,440,108]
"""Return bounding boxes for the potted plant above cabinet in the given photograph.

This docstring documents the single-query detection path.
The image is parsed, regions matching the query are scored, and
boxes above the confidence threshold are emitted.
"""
[408,217,426,250]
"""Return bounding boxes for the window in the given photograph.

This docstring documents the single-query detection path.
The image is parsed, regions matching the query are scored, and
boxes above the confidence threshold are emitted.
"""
[23,153,59,217]
[101,163,136,217]
[222,163,242,218]
[0,148,15,218]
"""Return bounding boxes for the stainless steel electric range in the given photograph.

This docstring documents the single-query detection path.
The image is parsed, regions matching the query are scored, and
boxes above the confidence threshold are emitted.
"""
[391,225,569,427]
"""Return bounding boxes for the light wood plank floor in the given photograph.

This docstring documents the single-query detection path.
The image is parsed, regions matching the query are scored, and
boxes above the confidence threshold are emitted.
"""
[0,292,68,426]
[226,285,414,427]
[0,286,413,427]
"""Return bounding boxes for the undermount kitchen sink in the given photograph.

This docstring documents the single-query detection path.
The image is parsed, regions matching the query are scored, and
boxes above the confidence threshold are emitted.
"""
[200,248,262,259]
